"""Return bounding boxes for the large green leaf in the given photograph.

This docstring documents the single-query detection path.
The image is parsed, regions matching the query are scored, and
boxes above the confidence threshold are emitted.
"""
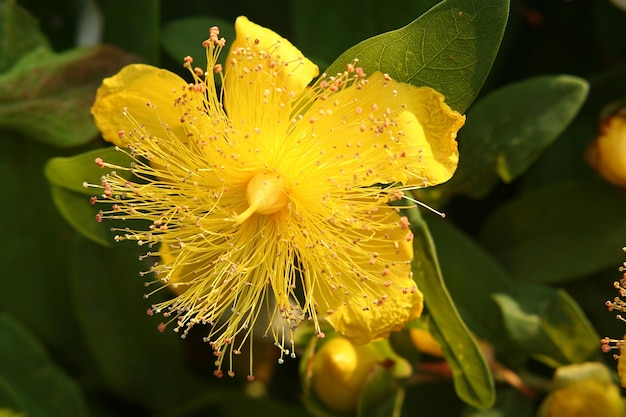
[0,0,49,73]
[430,75,589,202]
[324,0,510,113]
[479,178,626,283]
[0,45,138,148]
[492,285,600,368]
[0,314,89,417]
[406,207,495,409]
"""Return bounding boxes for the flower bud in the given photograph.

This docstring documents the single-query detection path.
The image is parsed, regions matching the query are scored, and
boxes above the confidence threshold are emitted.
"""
[537,362,625,417]
[587,109,626,187]
[409,327,444,357]
[310,336,383,412]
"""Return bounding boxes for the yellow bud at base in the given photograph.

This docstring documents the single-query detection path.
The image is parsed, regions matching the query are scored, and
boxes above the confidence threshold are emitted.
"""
[311,337,382,413]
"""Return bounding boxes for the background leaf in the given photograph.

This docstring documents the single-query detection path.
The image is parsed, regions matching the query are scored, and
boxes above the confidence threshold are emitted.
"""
[0,45,139,148]
[0,313,89,417]
[429,75,589,202]
[461,388,534,417]
[425,214,512,346]
[46,147,134,195]
[0,0,50,72]
[49,186,111,246]
[69,237,208,410]
[479,178,626,283]
[324,0,510,113]
[492,285,600,368]
[0,134,84,362]
[44,146,132,246]
[45,147,135,246]
[407,207,495,409]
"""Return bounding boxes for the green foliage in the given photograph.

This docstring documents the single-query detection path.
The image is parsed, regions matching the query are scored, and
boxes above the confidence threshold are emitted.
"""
[429,75,589,202]
[408,207,495,409]
[493,285,599,368]
[45,148,135,245]
[324,0,509,113]
[0,314,89,417]
[480,179,626,283]
[0,1,138,148]
[69,237,210,410]
[0,1,49,71]
[3,0,626,416]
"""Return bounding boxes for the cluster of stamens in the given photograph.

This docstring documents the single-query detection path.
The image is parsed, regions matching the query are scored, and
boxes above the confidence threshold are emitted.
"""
[601,249,626,377]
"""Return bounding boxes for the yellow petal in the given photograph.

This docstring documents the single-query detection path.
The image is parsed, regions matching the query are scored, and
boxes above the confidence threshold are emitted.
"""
[91,64,187,147]
[223,16,319,133]
[290,71,464,188]
[312,209,423,345]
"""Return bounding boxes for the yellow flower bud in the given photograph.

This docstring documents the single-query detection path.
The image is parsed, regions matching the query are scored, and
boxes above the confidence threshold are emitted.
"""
[538,363,626,417]
[310,337,382,412]
[409,327,444,357]
[587,109,626,187]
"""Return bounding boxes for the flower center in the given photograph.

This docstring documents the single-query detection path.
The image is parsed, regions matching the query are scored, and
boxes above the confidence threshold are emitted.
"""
[235,172,289,223]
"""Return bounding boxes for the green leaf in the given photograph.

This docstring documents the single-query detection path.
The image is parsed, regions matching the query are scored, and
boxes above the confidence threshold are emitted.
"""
[358,369,405,417]
[324,0,510,113]
[492,285,600,368]
[0,135,84,358]
[479,178,626,283]
[100,0,160,64]
[162,17,235,68]
[0,45,139,148]
[45,147,133,195]
[0,408,25,417]
[425,215,512,344]
[69,237,207,410]
[0,374,23,414]
[430,75,589,201]
[0,0,50,73]
[150,386,307,417]
[406,207,495,409]
[461,388,534,417]
[50,185,111,246]
[0,313,89,417]
[45,147,135,246]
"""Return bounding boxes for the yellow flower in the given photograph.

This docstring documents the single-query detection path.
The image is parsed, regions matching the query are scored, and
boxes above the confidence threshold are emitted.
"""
[88,16,464,379]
